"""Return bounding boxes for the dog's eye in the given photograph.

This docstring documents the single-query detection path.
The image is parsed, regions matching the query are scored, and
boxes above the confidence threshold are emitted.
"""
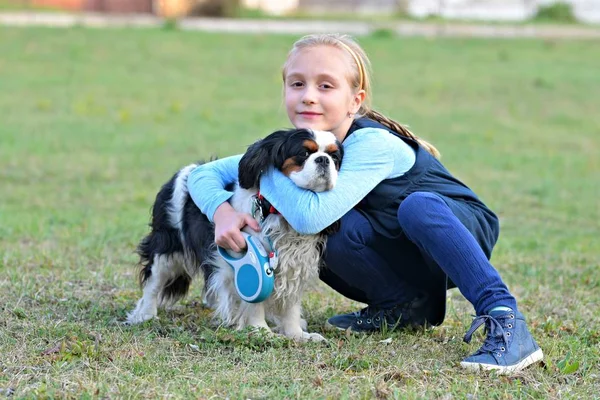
[304,151,310,157]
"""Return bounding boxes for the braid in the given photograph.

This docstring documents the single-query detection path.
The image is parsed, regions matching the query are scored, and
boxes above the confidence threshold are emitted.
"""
[364,109,441,159]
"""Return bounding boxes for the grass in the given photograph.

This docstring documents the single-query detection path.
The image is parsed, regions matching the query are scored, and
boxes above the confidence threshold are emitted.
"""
[0,26,599,398]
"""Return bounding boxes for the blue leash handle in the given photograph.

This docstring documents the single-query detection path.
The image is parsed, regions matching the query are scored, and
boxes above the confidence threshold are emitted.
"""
[217,232,275,303]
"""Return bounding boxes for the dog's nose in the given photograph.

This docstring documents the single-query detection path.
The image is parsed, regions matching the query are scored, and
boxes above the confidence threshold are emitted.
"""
[314,156,330,166]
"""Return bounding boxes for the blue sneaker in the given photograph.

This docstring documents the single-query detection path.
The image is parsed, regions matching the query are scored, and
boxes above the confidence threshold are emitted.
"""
[461,309,544,374]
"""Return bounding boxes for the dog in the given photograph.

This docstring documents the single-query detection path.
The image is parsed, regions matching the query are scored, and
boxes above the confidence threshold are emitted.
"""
[126,128,343,341]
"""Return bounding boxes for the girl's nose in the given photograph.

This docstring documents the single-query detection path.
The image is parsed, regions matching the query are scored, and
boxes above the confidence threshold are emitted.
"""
[301,87,317,105]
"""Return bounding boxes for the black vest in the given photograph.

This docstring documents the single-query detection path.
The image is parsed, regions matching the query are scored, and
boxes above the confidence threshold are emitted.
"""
[347,118,500,259]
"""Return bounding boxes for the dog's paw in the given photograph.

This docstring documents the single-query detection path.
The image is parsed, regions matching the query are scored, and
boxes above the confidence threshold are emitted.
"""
[297,331,326,342]
[300,318,308,332]
[124,312,157,326]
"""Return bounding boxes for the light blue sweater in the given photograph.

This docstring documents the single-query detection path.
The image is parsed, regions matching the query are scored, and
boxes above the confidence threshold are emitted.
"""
[187,127,416,235]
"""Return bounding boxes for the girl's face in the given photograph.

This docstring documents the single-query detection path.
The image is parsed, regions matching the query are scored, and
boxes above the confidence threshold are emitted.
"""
[284,45,365,142]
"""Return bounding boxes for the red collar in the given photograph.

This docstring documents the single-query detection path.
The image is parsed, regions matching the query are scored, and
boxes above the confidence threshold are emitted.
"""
[255,191,279,220]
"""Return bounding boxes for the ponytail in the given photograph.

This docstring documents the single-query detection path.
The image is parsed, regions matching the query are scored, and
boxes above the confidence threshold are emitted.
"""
[364,109,441,159]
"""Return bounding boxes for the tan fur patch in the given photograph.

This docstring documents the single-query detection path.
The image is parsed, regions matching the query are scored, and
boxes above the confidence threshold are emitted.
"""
[282,158,303,176]
[325,143,339,154]
[303,140,318,153]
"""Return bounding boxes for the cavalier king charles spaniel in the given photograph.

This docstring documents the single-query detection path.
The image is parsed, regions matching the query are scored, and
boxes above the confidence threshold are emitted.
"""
[126,128,343,341]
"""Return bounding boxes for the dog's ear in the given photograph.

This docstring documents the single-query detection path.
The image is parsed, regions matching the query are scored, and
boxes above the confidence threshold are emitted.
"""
[238,140,269,189]
[238,130,290,189]
[335,139,344,170]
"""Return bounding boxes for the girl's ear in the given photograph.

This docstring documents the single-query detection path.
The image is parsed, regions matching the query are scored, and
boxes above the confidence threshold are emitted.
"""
[351,89,366,114]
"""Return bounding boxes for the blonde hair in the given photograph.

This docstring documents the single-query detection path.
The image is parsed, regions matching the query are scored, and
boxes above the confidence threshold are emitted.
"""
[282,33,440,159]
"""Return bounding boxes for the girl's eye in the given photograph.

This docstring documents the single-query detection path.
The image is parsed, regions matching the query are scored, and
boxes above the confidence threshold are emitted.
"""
[320,83,334,89]
[290,81,304,87]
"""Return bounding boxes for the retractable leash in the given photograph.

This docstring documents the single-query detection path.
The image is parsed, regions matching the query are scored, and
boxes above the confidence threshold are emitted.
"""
[217,233,277,303]
[216,193,280,303]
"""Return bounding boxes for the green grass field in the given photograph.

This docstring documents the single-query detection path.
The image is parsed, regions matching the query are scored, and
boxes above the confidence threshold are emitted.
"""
[1,27,599,399]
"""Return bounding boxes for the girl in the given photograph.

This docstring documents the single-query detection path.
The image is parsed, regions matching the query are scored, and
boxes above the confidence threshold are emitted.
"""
[187,34,543,374]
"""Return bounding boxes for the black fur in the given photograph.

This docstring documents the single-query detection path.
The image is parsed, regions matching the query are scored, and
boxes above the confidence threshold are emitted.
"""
[181,195,215,284]
[137,174,184,287]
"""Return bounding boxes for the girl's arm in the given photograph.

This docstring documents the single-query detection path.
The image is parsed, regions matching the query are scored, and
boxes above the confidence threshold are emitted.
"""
[188,155,261,252]
[259,127,415,234]
[187,155,242,221]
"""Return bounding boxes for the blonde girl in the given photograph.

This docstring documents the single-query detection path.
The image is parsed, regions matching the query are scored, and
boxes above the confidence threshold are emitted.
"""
[187,34,543,374]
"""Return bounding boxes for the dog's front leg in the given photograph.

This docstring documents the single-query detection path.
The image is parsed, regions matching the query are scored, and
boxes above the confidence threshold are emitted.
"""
[280,302,325,342]
[239,302,270,332]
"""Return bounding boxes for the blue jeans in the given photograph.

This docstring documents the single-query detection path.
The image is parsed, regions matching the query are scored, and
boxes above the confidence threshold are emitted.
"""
[320,192,517,318]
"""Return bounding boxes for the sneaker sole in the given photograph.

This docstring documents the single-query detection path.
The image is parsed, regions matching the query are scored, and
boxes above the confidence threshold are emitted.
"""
[460,348,544,375]
[324,321,346,331]
[324,321,365,333]
[324,320,416,333]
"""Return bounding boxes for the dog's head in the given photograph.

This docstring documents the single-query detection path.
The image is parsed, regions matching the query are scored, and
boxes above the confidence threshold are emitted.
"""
[239,129,343,192]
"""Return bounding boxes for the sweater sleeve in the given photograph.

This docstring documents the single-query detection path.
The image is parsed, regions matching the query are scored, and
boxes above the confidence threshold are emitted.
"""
[258,127,413,234]
[187,154,242,222]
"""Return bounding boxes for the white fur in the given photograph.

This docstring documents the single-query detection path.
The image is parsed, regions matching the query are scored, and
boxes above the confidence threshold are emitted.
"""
[313,130,338,149]
[168,164,197,232]
[289,153,337,191]
[289,130,339,192]
[126,253,187,324]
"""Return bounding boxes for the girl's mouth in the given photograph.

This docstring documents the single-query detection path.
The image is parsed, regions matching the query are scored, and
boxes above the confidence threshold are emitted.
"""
[299,112,322,119]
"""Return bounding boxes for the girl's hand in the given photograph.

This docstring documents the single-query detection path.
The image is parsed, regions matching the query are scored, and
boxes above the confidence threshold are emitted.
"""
[213,202,260,252]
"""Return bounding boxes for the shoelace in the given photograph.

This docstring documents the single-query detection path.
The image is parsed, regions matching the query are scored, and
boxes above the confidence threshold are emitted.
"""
[355,307,381,320]
[349,307,381,327]
[356,302,414,326]
[463,314,510,354]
